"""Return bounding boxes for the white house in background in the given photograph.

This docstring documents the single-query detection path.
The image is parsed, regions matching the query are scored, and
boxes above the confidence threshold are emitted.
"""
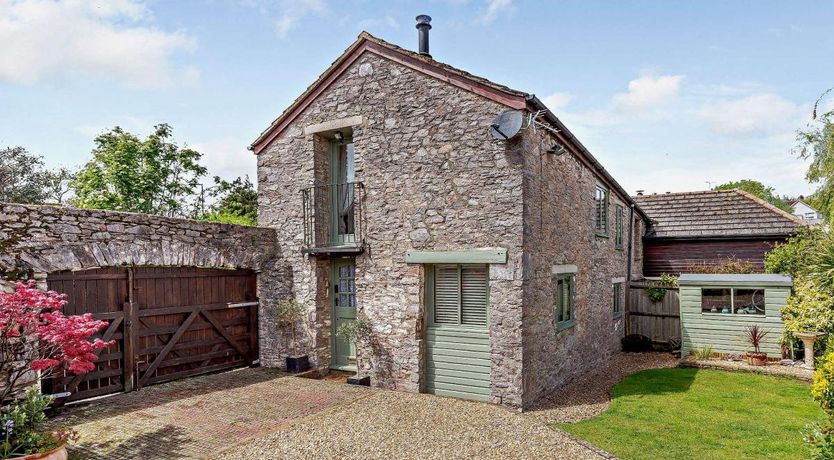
[789,197,823,225]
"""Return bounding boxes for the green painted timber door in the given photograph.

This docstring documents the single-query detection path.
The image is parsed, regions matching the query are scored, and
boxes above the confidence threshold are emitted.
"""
[425,264,491,402]
[331,258,357,371]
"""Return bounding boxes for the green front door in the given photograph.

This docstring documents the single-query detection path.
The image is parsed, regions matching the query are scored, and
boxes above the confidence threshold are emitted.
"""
[331,258,357,370]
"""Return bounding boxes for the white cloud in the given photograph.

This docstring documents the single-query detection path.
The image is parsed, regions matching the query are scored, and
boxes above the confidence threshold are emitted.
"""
[479,0,512,25]
[0,0,196,88]
[542,91,574,110]
[612,74,685,113]
[358,15,399,31]
[192,137,258,186]
[244,0,326,38]
[696,93,807,138]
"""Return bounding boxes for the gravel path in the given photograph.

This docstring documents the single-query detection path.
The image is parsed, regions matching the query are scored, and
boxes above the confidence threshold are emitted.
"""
[527,352,679,424]
[219,389,606,460]
[680,356,813,381]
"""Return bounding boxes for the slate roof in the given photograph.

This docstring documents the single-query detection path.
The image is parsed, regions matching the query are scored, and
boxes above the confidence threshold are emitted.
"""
[634,189,805,239]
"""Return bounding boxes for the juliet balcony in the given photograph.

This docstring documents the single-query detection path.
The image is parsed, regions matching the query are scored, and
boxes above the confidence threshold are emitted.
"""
[301,181,365,255]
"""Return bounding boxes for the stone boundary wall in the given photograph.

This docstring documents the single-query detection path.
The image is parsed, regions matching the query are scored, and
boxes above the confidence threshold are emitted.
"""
[0,202,288,367]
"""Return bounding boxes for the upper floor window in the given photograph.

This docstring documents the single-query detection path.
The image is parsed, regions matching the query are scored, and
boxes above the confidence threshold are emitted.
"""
[615,204,625,250]
[595,184,609,236]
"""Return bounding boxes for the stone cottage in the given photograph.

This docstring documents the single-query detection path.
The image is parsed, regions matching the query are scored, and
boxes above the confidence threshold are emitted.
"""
[253,20,647,409]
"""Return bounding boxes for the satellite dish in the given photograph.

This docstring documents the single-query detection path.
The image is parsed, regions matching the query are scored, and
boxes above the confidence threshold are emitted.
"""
[490,110,523,141]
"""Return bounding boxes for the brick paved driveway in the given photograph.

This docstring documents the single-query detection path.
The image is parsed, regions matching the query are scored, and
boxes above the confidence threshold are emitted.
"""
[51,368,370,459]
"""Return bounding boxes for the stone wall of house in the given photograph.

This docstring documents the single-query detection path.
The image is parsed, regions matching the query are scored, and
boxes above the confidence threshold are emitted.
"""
[257,51,527,406]
[519,126,644,407]
[0,203,287,365]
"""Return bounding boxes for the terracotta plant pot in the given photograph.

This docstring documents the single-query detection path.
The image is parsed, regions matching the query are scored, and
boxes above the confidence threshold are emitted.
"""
[747,352,768,366]
[19,444,67,460]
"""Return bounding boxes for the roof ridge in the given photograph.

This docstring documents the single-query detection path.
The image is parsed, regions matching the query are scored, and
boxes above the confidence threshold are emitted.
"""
[633,189,738,199]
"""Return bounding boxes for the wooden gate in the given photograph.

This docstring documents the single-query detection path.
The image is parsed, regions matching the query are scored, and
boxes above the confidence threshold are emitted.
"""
[44,267,258,403]
[626,282,681,345]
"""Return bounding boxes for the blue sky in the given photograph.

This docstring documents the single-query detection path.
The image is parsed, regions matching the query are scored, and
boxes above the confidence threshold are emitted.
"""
[2,0,833,197]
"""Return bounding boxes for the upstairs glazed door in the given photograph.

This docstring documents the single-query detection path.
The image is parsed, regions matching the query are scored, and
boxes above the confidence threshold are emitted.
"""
[331,258,357,370]
[330,140,356,246]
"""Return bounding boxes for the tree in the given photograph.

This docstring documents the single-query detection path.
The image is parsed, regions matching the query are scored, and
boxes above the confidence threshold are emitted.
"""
[0,147,51,204]
[72,124,207,218]
[714,179,791,212]
[44,167,75,204]
[797,88,834,219]
[200,175,258,226]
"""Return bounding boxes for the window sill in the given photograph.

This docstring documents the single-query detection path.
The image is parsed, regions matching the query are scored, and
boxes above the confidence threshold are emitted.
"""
[615,246,624,251]
[595,232,609,239]
[701,312,766,318]
[613,312,623,320]
[556,319,576,332]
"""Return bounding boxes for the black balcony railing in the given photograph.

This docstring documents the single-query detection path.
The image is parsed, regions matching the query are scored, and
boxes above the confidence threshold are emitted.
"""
[301,182,365,253]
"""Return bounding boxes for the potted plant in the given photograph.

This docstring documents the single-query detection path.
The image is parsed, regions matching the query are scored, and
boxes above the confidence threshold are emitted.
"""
[745,325,769,366]
[336,317,372,386]
[274,299,310,373]
[1,281,112,459]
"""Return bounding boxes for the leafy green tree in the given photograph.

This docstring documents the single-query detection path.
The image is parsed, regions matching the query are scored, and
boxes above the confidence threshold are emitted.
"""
[72,124,206,217]
[797,88,834,219]
[714,179,791,212]
[0,147,62,204]
[200,175,258,226]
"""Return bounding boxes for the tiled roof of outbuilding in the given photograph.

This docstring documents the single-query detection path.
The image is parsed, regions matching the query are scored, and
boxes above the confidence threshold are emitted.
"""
[633,189,805,239]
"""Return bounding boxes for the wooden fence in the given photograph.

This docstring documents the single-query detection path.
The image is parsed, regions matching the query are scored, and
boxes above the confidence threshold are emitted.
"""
[626,282,680,345]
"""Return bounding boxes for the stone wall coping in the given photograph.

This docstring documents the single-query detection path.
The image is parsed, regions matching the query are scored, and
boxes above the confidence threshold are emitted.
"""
[0,202,272,234]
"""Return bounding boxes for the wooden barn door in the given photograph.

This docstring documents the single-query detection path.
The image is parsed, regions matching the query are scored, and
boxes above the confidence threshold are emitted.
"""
[45,267,258,403]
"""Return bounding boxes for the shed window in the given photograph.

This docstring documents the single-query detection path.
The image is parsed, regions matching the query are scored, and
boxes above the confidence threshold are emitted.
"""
[701,288,765,315]
[613,282,623,318]
[595,185,609,236]
[555,273,576,330]
[614,205,625,250]
[431,264,488,326]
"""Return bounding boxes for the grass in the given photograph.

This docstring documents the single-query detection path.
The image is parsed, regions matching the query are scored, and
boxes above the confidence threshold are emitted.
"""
[559,368,824,460]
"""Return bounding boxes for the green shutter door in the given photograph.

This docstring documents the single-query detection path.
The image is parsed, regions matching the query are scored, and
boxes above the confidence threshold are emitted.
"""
[426,265,491,402]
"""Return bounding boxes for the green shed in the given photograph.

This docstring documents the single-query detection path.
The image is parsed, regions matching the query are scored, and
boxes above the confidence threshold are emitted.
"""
[678,274,792,357]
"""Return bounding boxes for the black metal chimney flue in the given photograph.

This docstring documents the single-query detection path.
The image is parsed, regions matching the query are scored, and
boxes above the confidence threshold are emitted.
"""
[416,15,432,56]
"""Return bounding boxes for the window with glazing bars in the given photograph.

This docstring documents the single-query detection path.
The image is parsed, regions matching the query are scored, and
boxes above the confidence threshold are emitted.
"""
[555,273,575,329]
[615,204,625,250]
[431,264,488,326]
[595,184,609,236]
[613,282,623,317]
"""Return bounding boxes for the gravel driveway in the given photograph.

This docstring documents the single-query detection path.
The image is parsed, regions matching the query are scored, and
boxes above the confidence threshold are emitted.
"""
[218,390,606,460]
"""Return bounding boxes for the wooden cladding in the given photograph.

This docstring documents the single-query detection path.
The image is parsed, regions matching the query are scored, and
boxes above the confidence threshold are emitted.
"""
[44,267,258,403]
[642,238,786,277]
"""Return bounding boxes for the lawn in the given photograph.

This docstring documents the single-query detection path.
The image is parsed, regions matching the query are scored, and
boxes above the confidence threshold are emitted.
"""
[559,368,824,460]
